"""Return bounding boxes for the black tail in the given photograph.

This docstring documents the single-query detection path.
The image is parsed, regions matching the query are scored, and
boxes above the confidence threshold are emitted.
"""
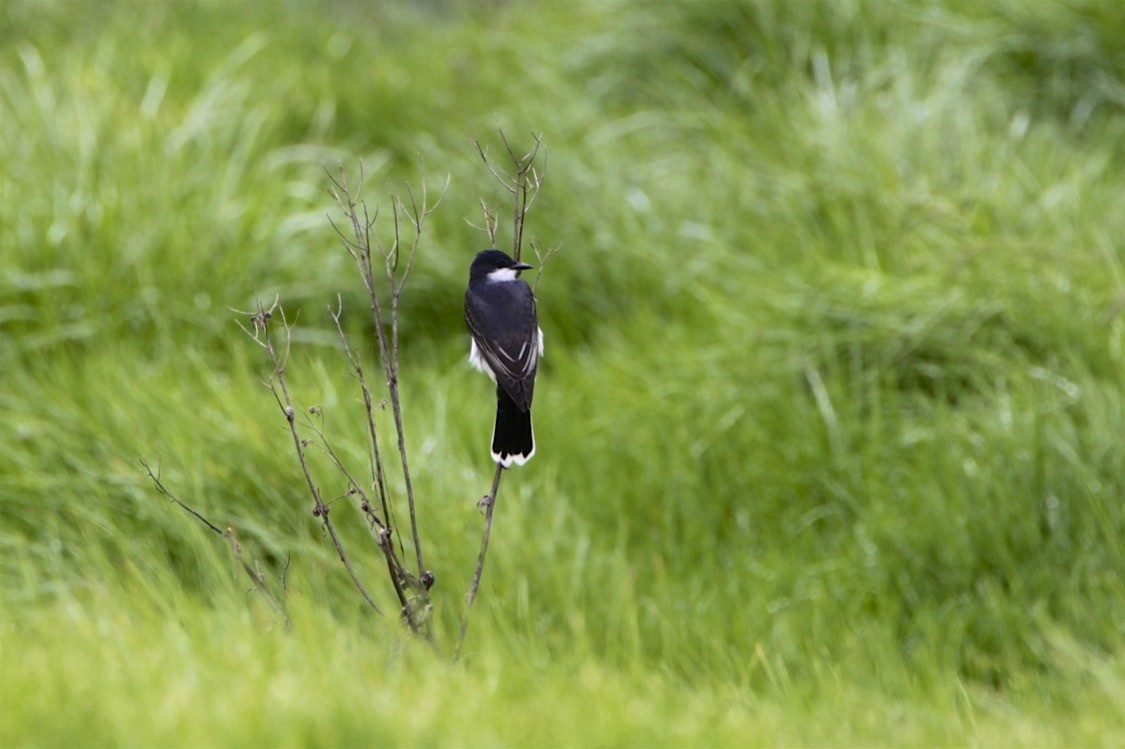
[492,387,534,467]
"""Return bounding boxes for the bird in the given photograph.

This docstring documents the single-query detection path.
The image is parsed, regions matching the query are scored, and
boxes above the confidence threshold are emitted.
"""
[464,249,543,467]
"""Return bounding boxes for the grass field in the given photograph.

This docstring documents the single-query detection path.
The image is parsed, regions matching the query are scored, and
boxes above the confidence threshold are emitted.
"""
[3,0,1124,746]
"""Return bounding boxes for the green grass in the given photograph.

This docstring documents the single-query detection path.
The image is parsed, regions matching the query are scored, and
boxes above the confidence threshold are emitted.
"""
[3,0,1124,746]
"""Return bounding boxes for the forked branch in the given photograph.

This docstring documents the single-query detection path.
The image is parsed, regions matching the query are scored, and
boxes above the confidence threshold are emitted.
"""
[474,129,546,263]
[234,298,383,616]
[327,165,448,591]
[324,164,448,636]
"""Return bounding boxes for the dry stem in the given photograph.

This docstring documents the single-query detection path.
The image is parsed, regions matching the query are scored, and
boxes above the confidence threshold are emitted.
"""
[236,299,383,615]
[327,165,447,587]
[455,462,504,660]
[474,129,546,263]
[326,164,447,635]
[141,458,289,625]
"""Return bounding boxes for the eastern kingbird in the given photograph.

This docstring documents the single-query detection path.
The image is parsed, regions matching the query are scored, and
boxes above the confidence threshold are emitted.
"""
[464,249,543,467]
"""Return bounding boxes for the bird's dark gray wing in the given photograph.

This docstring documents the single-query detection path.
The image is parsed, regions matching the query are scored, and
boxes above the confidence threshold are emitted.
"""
[465,283,539,410]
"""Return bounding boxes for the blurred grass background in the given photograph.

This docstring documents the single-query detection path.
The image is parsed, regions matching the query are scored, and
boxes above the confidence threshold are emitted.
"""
[2,0,1124,746]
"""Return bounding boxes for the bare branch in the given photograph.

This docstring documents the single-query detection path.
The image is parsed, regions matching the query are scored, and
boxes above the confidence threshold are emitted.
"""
[474,128,546,262]
[455,463,505,660]
[250,298,383,616]
[326,162,446,638]
[325,302,419,618]
[475,140,515,191]
[142,458,225,537]
[141,458,289,624]
[531,239,563,292]
[329,297,396,548]
[465,199,499,246]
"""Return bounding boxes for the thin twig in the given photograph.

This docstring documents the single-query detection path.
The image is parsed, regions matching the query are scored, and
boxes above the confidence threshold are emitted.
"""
[505,132,544,262]
[329,297,396,551]
[385,195,422,575]
[455,462,504,660]
[331,170,428,577]
[141,458,289,625]
[326,164,448,637]
[238,299,383,616]
[531,239,562,293]
[300,397,414,619]
[469,199,499,246]
[328,301,427,625]
[327,176,407,565]
[476,129,545,262]
[142,458,225,536]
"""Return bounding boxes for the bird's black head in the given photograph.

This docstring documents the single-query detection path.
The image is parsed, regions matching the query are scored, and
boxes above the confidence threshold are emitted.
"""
[469,249,533,282]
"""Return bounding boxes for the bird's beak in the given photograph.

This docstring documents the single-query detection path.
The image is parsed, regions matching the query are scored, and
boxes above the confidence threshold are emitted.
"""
[513,262,533,272]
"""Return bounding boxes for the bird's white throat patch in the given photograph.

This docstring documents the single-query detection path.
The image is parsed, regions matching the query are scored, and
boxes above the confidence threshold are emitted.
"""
[487,267,522,282]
